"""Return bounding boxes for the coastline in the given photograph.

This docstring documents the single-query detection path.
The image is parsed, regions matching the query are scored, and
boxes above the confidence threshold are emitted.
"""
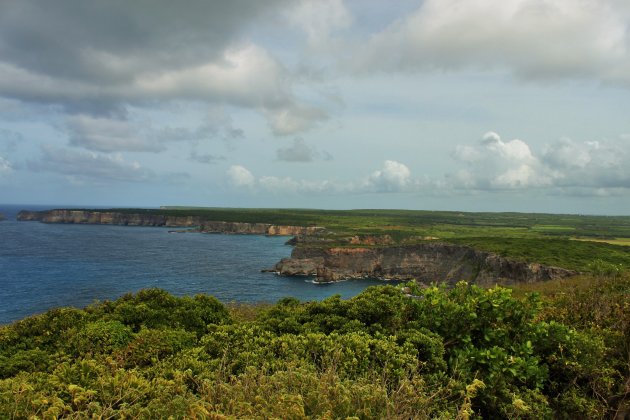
[18,208,578,286]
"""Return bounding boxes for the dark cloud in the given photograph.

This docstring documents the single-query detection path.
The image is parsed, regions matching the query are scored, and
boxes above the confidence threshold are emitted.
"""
[66,115,164,153]
[0,1,327,134]
[276,138,333,162]
[28,145,153,183]
[65,110,245,153]
[0,0,288,83]
[189,151,226,164]
[276,138,316,162]
[155,109,245,145]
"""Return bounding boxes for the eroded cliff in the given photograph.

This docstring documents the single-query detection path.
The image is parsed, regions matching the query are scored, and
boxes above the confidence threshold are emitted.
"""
[272,243,576,285]
[17,210,322,236]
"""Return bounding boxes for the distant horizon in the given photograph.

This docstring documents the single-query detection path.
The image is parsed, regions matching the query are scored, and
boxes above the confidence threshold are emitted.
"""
[3,203,630,218]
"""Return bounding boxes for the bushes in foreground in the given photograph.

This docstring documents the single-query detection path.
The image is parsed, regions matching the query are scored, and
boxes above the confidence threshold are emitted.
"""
[1,279,628,418]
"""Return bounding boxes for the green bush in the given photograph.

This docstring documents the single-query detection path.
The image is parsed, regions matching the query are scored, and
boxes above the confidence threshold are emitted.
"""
[0,285,627,418]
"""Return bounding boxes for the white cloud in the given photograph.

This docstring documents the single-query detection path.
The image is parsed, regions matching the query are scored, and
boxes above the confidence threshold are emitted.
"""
[450,132,551,189]
[228,136,630,198]
[0,156,13,175]
[227,165,255,187]
[449,132,630,193]
[353,0,630,84]
[541,138,630,189]
[365,160,412,192]
[226,160,416,195]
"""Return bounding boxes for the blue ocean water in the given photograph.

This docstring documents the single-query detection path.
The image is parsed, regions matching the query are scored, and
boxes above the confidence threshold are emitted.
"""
[0,205,395,325]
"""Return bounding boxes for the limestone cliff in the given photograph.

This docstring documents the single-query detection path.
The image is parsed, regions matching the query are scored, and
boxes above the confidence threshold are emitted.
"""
[272,243,576,285]
[17,210,323,236]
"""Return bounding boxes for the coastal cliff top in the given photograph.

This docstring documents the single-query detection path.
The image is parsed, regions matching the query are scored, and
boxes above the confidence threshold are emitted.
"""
[17,207,630,274]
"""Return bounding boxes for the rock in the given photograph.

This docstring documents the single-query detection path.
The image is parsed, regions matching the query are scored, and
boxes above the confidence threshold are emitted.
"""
[273,243,577,286]
[17,209,324,236]
[0,212,5,221]
[274,257,323,276]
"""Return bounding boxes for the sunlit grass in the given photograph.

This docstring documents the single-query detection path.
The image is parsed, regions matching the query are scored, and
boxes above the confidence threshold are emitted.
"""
[572,237,630,246]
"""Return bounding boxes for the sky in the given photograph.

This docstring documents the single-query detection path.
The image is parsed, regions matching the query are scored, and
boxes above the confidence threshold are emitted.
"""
[1,0,630,214]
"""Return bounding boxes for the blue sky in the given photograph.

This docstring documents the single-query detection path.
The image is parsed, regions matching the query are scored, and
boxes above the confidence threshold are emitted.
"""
[1,0,630,214]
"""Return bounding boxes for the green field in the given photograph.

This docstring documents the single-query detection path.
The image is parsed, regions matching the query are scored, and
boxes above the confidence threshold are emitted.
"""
[69,207,630,273]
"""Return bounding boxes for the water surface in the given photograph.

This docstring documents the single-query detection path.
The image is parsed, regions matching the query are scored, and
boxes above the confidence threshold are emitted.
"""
[0,205,394,324]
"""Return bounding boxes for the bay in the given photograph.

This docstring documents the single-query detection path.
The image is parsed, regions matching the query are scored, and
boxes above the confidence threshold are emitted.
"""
[0,204,393,325]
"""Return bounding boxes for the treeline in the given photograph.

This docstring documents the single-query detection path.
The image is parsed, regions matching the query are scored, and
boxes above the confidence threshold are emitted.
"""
[1,278,628,418]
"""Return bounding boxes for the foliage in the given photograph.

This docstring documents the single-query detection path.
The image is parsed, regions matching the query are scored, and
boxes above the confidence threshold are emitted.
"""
[1,282,628,418]
[51,206,630,272]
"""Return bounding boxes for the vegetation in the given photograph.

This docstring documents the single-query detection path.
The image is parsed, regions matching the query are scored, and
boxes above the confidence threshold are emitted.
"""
[2,277,628,418]
[55,207,630,272]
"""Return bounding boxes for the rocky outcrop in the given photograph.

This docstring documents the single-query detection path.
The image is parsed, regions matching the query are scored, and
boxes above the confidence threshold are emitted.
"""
[0,212,5,221]
[272,243,576,285]
[17,210,323,236]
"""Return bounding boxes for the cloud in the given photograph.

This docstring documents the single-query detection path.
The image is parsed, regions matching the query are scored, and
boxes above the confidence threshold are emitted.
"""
[449,132,630,193]
[226,165,255,187]
[155,108,244,146]
[189,152,225,165]
[450,132,551,189]
[353,0,630,84]
[0,156,13,175]
[365,160,412,192]
[28,145,152,183]
[232,133,630,198]
[67,115,164,153]
[0,1,289,84]
[287,0,352,49]
[541,138,630,189]
[276,138,327,162]
[66,108,246,153]
[0,1,326,135]
[266,103,329,136]
[225,159,417,195]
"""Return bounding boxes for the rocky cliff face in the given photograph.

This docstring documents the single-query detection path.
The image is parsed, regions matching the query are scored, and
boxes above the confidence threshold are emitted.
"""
[17,210,322,236]
[273,243,576,285]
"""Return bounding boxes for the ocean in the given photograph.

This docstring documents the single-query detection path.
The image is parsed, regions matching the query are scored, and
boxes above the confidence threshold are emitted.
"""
[0,204,393,325]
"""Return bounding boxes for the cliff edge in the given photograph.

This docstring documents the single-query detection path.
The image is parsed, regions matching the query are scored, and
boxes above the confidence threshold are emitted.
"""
[17,209,323,236]
[272,243,576,286]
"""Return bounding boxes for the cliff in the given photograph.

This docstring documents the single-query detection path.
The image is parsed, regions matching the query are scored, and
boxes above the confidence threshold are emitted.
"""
[272,243,576,285]
[17,210,322,236]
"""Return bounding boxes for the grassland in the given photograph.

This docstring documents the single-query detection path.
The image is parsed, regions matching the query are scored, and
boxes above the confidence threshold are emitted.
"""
[69,207,630,273]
